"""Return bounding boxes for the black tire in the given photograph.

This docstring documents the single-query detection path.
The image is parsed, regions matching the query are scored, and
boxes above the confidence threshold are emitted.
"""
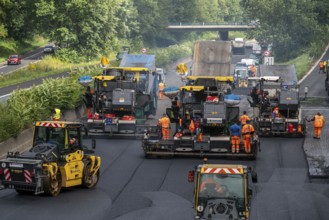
[82,163,100,189]
[43,172,62,196]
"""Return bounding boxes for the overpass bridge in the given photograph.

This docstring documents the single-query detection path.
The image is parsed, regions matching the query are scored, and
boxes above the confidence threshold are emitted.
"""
[167,22,256,40]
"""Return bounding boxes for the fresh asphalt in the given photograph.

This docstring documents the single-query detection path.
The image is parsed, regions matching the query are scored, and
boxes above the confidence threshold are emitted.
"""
[0,48,329,220]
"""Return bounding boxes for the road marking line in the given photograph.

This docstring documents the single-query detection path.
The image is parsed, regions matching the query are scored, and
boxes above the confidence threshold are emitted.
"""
[0,94,11,99]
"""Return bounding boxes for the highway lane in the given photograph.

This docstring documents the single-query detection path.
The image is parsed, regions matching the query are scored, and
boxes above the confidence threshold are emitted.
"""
[0,48,53,102]
[2,137,324,220]
[1,46,329,220]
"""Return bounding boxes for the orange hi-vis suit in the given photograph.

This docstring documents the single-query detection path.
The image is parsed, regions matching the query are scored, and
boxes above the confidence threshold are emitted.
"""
[158,115,170,140]
[242,124,255,153]
[240,114,251,126]
[158,82,165,100]
[313,114,325,138]
[200,177,224,193]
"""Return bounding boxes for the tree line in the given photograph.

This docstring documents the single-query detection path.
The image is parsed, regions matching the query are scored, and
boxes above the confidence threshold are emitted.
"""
[0,0,328,61]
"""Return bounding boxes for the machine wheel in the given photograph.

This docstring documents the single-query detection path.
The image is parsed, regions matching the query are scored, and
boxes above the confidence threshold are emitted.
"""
[82,163,100,189]
[43,172,62,197]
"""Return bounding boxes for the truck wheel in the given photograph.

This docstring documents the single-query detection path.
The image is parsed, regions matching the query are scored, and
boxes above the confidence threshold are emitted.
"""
[43,172,62,197]
[82,163,100,189]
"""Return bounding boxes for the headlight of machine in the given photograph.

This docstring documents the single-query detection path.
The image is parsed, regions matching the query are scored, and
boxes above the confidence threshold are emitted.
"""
[197,205,204,212]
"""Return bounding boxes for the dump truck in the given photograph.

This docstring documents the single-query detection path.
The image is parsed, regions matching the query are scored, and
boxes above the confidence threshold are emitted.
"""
[249,65,306,137]
[142,76,260,159]
[188,162,257,220]
[192,41,232,77]
[85,54,158,137]
[0,121,101,196]
[232,38,245,55]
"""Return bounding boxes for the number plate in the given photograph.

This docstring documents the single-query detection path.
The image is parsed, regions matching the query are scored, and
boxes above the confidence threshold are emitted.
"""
[9,163,23,168]
[119,98,124,102]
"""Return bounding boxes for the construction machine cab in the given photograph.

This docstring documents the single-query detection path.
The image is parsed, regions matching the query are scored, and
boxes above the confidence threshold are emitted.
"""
[32,121,89,158]
[189,163,257,220]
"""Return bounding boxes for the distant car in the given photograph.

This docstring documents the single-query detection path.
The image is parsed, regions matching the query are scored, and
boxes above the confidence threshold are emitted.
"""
[7,54,22,65]
[43,45,55,54]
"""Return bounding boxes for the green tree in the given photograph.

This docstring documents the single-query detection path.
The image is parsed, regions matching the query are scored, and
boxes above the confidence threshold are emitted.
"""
[242,0,321,60]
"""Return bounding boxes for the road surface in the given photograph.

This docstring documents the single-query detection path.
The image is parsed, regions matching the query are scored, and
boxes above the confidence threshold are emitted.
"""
[0,45,329,220]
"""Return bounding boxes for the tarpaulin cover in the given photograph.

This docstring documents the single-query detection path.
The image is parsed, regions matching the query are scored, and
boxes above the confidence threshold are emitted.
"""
[163,86,180,99]
[224,94,241,105]
[78,75,92,86]
[120,54,155,72]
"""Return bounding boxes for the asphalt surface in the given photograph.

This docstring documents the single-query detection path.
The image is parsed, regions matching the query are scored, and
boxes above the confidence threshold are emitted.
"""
[1,47,329,220]
[299,47,329,178]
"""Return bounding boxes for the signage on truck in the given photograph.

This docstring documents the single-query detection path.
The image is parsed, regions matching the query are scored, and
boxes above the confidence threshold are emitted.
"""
[264,57,274,65]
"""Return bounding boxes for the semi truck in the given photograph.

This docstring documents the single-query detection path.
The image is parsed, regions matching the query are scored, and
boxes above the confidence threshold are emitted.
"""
[188,162,257,219]
[0,121,101,196]
[84,54,158,137]
[250,65,306,137]
[192,40,232,77]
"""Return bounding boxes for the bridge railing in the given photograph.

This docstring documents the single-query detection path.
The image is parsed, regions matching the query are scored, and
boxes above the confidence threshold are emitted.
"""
[168,22,252,26]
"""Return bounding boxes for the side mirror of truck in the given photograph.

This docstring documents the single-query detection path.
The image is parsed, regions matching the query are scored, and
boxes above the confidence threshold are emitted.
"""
[188,170,195,182]
[92,139,96,149]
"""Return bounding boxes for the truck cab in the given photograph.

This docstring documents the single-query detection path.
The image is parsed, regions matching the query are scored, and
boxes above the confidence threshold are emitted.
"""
[188,163,257,220]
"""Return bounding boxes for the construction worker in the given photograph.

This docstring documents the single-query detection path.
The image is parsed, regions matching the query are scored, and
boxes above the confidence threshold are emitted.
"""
[230,121,241,153]
[200,175,226,195]
[158,113,170,140]
[319,60,324,74]
[309,112,325,139]
[172,97,180,118]
[240,111,251,126]
[249,86,260,106]
[324,60,328,74]
[189,118,195,135]
[83,86,93,118]
[53,108,61,121]
[272,107,279,118]
[158,82,165,100]
[250,65,257,77]
[242,120,255,153]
